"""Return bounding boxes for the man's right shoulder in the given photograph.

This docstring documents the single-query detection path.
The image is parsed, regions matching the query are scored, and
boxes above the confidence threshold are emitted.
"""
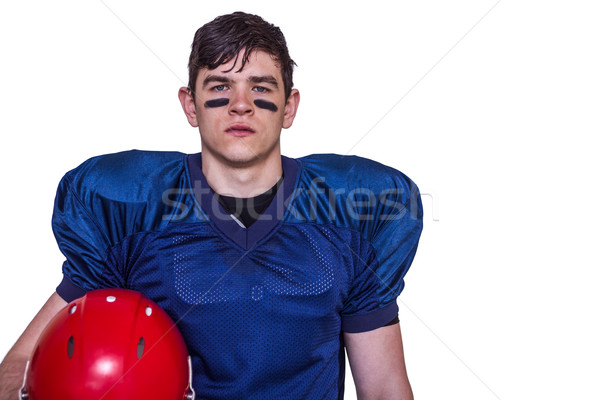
[65,150,186,177]
[59,150,188,202]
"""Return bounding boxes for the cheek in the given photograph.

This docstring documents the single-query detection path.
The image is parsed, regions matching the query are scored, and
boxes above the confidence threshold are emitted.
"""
[196,108,222,136]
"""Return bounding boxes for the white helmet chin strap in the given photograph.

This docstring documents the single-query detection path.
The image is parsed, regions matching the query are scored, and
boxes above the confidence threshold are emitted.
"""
[186,356,196,400]
[18,360,30,400]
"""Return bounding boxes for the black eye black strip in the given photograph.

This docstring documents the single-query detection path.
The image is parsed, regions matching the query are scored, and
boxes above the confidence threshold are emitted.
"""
[204,98,278,112]
[254,100,278,112]
[204,98,229,108]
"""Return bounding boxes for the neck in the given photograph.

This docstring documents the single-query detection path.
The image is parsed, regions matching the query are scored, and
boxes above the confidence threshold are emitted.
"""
[201,152,283,198]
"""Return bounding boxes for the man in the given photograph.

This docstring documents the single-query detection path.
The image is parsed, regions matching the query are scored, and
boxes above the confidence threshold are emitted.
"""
[0,12,422,399]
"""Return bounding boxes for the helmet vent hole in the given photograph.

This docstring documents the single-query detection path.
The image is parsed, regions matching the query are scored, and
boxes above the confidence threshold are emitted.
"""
[67,336,75,358]
[137,337,145,359]
[145,306,152,316]
[69,305,77,314]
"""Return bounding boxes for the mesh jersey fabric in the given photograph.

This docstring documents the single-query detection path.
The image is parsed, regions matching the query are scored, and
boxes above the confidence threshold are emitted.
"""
[52,150,423,400]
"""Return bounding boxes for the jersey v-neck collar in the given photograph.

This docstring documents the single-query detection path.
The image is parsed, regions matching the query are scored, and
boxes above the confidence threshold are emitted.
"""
[186,153,299,250]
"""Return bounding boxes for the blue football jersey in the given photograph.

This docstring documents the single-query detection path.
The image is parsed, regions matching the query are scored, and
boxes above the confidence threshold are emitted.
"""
[52,150,423,399]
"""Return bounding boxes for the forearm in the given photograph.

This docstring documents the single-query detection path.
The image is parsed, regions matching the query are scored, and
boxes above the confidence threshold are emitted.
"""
[0,350,28,400]
[0,292,67,400]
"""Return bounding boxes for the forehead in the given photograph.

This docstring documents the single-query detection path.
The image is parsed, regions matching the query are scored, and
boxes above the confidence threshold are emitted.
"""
[200,50,283,81]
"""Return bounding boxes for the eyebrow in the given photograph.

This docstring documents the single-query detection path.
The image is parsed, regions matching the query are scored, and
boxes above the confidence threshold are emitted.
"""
[202,74,279,89]
[202,75,232,88]
[249,75,279,88]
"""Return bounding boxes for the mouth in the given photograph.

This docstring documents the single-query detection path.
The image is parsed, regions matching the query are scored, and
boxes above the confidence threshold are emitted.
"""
[225,124,256,137]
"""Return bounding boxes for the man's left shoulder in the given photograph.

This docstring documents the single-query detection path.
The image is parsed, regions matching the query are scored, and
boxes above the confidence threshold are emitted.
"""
[297,153,418,194]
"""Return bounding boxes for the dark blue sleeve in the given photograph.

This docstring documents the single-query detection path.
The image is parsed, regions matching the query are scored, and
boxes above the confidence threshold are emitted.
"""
[340,167,423,333]
[52,170,115,301]
[52,151,188,302]
[56,275,87,302]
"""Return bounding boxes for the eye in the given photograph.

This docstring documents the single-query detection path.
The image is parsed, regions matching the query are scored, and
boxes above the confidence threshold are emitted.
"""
[213,84,228,92]
[253,86,269,93]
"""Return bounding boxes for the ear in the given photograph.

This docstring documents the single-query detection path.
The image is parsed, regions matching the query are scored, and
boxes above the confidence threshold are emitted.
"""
[282,89,300,129]
[178,87,199,127]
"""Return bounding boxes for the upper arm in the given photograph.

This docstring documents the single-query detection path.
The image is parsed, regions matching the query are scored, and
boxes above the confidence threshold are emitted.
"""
[344,322,414,400]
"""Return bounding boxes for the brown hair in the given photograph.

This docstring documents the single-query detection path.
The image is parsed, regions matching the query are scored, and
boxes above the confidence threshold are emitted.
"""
[187,12,296,99]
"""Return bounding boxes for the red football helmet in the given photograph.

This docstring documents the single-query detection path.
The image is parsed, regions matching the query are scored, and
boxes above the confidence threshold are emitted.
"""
[20,289,195,400]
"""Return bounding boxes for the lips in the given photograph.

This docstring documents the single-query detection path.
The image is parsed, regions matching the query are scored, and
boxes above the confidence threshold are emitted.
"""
[226,124,256,137]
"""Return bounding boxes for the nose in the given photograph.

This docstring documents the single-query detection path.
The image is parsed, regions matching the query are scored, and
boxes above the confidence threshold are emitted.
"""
[228,88,254,116]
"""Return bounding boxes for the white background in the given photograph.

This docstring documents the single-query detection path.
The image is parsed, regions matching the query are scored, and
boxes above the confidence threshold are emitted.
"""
[1,1,599,399]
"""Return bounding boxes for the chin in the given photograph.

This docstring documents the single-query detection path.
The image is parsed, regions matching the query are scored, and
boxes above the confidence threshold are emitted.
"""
[220,152,262,168]
[203,140,280,168]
